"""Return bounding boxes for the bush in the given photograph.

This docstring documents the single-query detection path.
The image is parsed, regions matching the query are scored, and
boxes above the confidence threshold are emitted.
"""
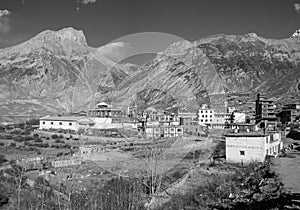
[4,135,13,140]
[63,144,71,149]
[26,118,40,126]
[0,143,4,146]
[21,130,31,135]
[10,142,16,147]
[55,139,65,144]
[59,134,64,139]
[10,129,22,135]
[51,134,59,139]
[0,154,7,165]
[33,133,39,138]
[56,152,63,157]
[34,139,43,143]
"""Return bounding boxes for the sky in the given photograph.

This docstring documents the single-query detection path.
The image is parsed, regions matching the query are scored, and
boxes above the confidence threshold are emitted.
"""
[0,0,299,49]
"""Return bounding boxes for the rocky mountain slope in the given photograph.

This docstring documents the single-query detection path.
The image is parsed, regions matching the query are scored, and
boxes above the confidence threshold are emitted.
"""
[112,32,300,112]
[0,28,137,122]
[0,28,300,122]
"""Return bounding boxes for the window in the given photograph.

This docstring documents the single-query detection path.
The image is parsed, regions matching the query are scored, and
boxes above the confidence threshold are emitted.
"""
[240,151,245,156]
[201,111,203,113]
[205,111,207,113]
[69,123,72,126]
[210,111,213,113]
[177,128,182,132]
[210,115,212,118]
[201,119,203,122]
[42,121,45,124]
[59,122,62,125]
[51,122,53,125]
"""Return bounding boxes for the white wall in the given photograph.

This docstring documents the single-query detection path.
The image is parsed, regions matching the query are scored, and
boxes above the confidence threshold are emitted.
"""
[198,109,214,125]
[39,120,79,131]
[264,133,283,156]
[234,113,246,123]
[226,136,266,163]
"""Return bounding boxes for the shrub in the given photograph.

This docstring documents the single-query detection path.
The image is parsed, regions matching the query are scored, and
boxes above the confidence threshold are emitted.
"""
[34,139,43,143]
[5,135,13,140]
[21,130,31,135]
[57,152,63,157]
[51,134,59,139]
[10,129,22,135]
[59,134,64,139]
[14,136,23,142]
[26,118,39,126]
[10,142,16,147]
[0,154,7,164]
[63,144,71,149]
[55,139,65,144]
[33,133,39,138]
[0,143,4,146]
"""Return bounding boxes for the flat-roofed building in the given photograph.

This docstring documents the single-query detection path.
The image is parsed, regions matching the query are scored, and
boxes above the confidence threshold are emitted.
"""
[145,125,183,139]
[277,104,300,125]
[178,111,200,134]
[255,94,277,129]
[198,104,214,126]
[39,116,95,131]
[51,157,82,168]
[225,132,283,164]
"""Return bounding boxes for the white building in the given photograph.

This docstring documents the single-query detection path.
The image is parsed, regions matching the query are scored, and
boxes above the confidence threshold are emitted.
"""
[145,125,184,139]
[233,112,246,123]
[39,116,95,131]
[198,104,214,125]
[225,132,283,164]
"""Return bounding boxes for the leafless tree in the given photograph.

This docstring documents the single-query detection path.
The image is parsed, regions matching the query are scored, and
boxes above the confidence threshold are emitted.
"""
[142,143,167,196]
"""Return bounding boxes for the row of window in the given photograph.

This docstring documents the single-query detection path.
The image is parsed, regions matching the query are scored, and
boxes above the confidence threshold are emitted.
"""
[153,128,182,133]
[42,121,73,126]
[199,115,213,118]
[200,110,213,113]
[200,119,213,122]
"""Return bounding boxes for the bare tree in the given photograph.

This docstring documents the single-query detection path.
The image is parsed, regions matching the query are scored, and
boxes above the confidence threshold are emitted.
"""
[142,143,167,196]
[11,164,26,210]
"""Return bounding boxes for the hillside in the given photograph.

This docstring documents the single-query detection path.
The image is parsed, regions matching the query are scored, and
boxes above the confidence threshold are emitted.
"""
[0,28,300,122]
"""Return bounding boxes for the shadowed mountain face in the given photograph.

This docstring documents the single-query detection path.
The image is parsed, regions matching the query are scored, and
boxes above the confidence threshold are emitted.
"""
[0,28,300,122]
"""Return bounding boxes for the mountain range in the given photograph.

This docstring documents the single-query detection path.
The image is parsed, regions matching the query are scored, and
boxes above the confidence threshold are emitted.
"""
[0,28,300,123]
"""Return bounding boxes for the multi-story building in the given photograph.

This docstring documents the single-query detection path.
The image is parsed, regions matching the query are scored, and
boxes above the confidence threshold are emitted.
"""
[255,94,277,129]
[145,125,184,139]
[178,111,201,134]
[225,132,283,164]
[277,104,300,125]
[198,104,214,125]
